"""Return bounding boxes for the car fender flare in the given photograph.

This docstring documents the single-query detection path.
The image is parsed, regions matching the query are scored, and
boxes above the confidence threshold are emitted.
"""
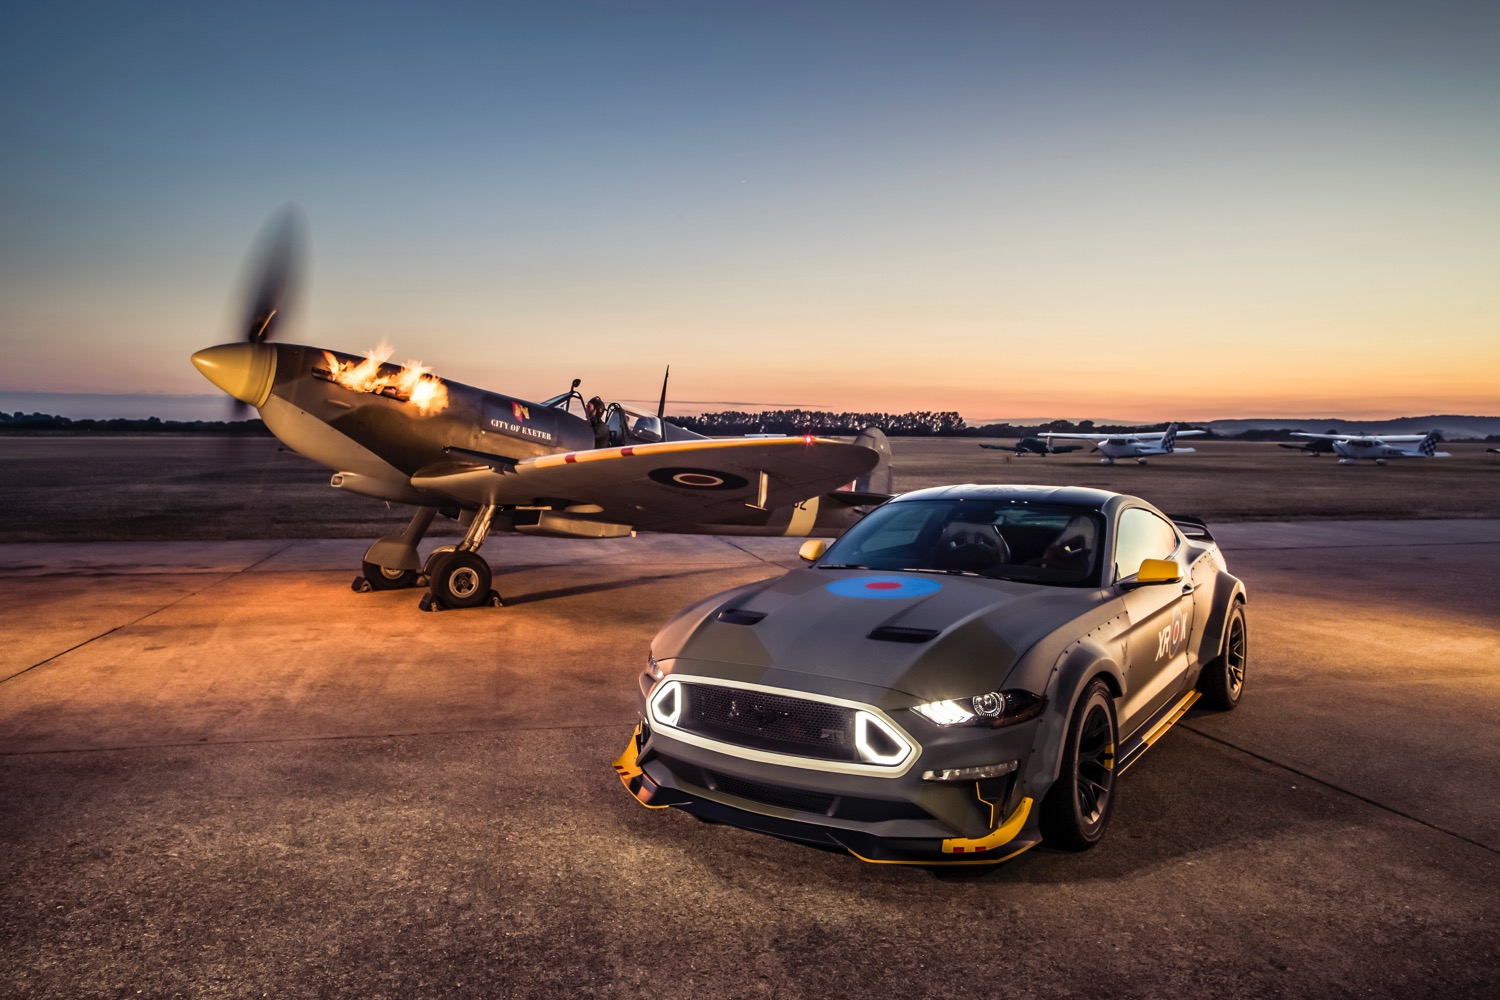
[1025,637,1126,798]
[1194,571,1247,668]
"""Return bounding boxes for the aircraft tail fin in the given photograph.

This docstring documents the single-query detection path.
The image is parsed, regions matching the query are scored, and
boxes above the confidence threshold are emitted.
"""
[1161,422,1179,452]
[851,426,893,495]
[1418,430,1440,457]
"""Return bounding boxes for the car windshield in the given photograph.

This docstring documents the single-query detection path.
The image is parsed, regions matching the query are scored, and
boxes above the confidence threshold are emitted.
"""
[818,499,1105,587]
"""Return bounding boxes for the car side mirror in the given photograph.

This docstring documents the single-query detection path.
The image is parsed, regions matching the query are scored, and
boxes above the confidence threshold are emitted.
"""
[1128,558,1181,587]
[799,539,828,562]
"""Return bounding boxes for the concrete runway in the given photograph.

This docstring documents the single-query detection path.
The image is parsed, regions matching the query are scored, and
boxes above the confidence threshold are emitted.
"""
[2,523,1497,998]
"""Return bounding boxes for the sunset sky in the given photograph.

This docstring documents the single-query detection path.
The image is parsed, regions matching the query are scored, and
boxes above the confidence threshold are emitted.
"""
[2,1,1497,422]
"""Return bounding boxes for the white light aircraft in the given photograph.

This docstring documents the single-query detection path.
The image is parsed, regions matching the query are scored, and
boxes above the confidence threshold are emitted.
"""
[1291,430,1450,465]
[1042,423,1204,465]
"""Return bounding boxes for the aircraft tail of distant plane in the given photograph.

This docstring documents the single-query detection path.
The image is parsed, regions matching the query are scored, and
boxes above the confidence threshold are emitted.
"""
[1418,430,1440,457]
[850,427,893,495]
[1161,422,1179,452]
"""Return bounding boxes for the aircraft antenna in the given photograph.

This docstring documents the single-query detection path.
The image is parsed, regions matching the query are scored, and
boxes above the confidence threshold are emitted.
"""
[657,365,670,419]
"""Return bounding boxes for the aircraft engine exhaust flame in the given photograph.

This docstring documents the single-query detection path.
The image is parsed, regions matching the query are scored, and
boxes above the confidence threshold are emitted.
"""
[316,342,450,416]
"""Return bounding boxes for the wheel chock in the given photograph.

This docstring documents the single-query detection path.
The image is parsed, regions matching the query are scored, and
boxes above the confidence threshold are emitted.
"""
[351,576,373,594]
[416,591,503,612]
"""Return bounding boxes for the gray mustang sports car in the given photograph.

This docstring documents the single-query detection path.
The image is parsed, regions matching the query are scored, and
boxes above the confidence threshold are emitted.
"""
[614,485,1247,865]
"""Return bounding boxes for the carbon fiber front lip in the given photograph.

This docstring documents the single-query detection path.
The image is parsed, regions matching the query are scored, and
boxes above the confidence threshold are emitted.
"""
[621,750,1041,865]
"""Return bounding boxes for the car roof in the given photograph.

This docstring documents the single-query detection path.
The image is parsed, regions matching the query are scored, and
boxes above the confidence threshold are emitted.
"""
[890,484,1127,510]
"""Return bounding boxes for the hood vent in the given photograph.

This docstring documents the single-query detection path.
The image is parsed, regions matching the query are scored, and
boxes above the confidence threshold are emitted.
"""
[867,626,939,644]
[715,608,766,626]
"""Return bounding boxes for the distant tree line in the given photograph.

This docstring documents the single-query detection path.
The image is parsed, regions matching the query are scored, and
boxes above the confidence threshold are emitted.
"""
[674,410,967,436]
[0,412,270,434]
[7,409,1493,441]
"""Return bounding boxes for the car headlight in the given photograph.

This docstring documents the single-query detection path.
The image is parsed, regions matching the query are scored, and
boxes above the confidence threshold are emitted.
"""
[647,656,665,681]
[912,690,1045,728]
[648,678,683,726]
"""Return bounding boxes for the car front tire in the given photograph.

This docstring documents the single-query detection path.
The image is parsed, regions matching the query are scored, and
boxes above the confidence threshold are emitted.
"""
[1040,679,1118,851]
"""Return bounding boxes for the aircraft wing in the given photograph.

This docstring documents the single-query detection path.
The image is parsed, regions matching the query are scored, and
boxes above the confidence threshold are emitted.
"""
[1172,430,1207,437]
[409,436,880,530]
[1292,432,1352,441]
[1041,433,1109,443]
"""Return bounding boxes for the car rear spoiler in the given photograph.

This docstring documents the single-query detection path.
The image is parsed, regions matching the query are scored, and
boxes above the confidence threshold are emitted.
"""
[1168,513,1215,542]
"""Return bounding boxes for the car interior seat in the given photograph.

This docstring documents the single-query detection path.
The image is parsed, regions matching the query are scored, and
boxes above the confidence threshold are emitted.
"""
[934,520,1011,573]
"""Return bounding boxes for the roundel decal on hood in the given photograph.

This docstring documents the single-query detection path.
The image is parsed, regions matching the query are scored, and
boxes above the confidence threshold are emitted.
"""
[825,576,943,599]
[648,467,750,491]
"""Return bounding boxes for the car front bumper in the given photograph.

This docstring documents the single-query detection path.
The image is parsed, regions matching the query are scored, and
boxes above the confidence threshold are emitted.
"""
[613,722,1043,866]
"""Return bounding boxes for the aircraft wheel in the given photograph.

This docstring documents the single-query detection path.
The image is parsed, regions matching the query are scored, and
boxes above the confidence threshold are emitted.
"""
[422,545,457,581]
[430,551,493,609]
[360,560,418,591]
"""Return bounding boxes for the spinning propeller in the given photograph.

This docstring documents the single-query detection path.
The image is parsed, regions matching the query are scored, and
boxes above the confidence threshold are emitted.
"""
[192,207,305,420]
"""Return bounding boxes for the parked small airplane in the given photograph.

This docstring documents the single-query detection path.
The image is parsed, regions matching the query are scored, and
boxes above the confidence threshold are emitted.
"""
[1041,423,1204,465]
[1278,438,1336,456]
[1291,430,1450,465]
[978,437,1084,457]
[191,213,891,610]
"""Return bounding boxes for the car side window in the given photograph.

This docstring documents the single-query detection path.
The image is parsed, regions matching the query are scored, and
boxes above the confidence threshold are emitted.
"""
[1114,508,1180,581]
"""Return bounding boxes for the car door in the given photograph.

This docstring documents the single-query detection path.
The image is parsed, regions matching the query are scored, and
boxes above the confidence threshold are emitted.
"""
[1113,507,1196,734]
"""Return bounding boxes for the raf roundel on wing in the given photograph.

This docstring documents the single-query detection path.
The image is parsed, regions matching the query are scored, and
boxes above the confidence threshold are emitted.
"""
[824,576,943,599]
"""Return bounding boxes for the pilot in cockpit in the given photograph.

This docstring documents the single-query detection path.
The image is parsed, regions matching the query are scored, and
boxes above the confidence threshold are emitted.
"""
[585,396,610,448]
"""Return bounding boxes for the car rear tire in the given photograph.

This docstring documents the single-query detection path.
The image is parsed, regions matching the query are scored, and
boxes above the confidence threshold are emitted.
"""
[1040,679,1118,851]
[1198,602,1247,711]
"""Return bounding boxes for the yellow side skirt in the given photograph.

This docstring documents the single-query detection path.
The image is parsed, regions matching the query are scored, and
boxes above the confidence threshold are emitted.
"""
[1121,689,1202,773]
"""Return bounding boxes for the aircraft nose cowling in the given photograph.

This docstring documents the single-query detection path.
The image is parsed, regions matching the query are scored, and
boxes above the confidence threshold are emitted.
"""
[191,343,277,407]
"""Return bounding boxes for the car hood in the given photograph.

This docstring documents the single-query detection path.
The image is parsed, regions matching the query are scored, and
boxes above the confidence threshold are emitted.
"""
[661,568,1111,702]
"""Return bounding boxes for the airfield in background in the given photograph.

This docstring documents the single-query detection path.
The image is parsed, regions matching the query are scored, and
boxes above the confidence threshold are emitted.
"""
[1,435,1496,542]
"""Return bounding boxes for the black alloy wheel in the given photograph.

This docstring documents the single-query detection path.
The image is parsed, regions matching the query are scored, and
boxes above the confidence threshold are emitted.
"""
[1198,603,1247,710]
[1041,679,1118,850]
[360,560,418,591]
[430,550,492,609]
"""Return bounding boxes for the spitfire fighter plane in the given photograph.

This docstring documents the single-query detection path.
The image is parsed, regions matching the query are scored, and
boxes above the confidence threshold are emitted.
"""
[1041,423,1204,465]
[1277,438,1336,456]
[978,437,1084,457]
[1290,430,1449,465]
[191,215,891,610]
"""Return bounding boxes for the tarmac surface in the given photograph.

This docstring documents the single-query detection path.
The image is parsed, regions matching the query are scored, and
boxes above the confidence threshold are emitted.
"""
[2,522,1498,998]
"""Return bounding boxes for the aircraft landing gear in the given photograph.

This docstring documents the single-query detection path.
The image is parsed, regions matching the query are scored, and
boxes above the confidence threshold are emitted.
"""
[353,506,438,592]
[419,503,503,611]
[358,561,419,591]
[1136,457,1149,465]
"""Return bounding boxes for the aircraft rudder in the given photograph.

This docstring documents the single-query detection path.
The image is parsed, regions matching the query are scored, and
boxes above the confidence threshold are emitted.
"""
[852,426,893,495]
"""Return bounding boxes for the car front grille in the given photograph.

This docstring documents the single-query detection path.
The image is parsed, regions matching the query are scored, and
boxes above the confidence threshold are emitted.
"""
[679,683,860,762]
[707,772,836,814]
